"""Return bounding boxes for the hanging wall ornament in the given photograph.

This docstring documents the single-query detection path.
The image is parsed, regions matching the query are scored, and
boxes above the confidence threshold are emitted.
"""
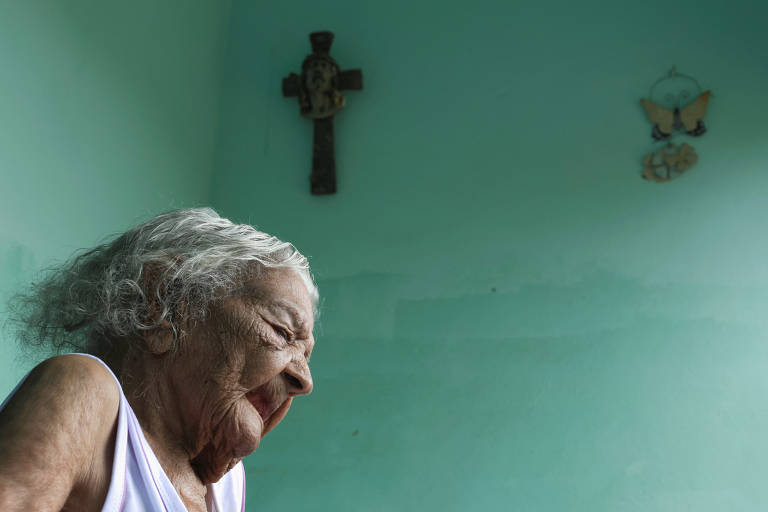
[639,66,711,182]
[641,142,698,182]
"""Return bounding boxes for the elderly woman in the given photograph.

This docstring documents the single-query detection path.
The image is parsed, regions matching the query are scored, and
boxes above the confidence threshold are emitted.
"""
[0,208,316,511]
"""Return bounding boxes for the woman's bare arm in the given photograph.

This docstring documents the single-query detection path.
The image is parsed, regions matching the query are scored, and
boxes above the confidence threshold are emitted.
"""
[0,355,119,511]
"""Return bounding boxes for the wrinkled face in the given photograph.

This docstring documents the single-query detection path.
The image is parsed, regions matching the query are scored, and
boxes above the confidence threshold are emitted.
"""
[167,267,315,483]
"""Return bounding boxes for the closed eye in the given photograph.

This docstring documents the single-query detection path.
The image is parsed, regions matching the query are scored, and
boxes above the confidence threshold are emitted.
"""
[271,324,291,342]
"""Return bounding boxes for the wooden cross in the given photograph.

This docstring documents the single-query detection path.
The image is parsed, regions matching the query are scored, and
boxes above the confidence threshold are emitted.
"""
[282,31,363,195]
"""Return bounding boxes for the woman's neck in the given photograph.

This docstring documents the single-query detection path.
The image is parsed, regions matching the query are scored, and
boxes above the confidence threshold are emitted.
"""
[117,348,209,508]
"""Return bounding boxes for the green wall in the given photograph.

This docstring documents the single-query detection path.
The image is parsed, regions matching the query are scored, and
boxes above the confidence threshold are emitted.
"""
[211,0,768,510]
[0,1,231,391]
[2,0,768,510]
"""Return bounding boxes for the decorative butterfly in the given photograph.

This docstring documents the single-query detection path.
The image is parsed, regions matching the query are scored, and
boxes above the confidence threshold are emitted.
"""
[640,90,711,141]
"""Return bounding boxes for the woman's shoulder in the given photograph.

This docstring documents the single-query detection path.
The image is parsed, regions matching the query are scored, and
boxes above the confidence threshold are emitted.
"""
[0,353,121,459]
[24,354,122,410]
[0,354,120,510]
[39,353,120,388]
[5,353,120,411]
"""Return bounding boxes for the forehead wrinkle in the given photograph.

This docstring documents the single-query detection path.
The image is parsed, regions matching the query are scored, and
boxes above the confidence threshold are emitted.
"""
[228,296,312,346]
[267,298,312,332]
[229,280,314,334]
[232,286,303,314]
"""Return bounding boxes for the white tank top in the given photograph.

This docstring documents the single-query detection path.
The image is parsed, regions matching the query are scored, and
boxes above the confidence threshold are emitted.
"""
[0,354,246,512]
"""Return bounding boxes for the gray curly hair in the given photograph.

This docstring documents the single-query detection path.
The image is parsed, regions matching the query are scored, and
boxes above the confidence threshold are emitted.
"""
[9,207,317,357]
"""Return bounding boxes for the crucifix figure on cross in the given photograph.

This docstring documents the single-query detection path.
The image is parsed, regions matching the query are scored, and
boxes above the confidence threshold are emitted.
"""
[282,31,363,195]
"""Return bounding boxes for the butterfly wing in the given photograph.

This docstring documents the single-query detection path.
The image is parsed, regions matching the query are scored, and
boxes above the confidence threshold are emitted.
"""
[641,99,675,138]
[679,90,711,133]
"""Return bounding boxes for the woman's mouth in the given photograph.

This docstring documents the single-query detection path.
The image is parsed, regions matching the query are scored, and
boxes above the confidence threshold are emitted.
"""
[263,397,292,435]
[246,387,277,425]
[245,385,293,436]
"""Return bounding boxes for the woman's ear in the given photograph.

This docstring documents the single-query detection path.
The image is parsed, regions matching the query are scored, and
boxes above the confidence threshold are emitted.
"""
[144,319,175,355]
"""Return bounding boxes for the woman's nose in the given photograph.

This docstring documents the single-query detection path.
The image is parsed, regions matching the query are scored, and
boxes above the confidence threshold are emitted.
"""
[282,362,313,396]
